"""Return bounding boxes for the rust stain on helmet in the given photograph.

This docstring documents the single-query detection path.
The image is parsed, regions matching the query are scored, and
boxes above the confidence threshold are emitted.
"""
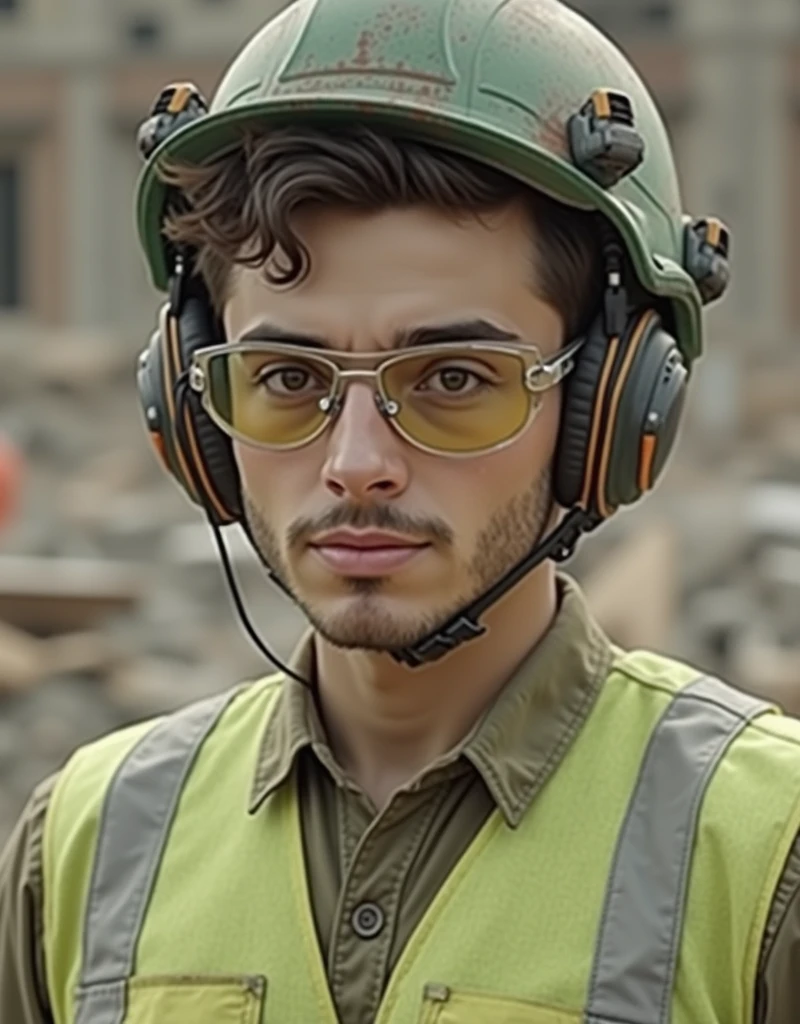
[136,0,705,369]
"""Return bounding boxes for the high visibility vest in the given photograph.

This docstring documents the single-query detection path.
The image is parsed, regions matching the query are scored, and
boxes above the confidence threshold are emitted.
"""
[42,650,800,1024]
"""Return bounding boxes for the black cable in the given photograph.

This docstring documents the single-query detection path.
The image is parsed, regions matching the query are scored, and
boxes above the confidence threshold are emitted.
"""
[391,506,591,667]
[173,373,315,690]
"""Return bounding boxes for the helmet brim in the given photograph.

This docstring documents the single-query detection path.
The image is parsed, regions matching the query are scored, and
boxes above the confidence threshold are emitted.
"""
[136,96,701,363]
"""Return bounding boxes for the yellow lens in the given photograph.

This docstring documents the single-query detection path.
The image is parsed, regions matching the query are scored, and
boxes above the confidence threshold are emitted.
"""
[381,348,534,453]
[205,349,334,446]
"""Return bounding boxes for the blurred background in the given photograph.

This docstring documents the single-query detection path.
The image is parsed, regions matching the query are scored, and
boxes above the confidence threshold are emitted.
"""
[0,0,799,844]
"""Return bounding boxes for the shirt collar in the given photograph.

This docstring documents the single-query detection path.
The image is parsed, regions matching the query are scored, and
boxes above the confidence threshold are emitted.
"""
[249,574,611,825]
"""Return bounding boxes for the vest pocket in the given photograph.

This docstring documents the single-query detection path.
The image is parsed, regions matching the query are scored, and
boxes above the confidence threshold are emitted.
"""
[123,973,266,1024]
[420,983,580,1024]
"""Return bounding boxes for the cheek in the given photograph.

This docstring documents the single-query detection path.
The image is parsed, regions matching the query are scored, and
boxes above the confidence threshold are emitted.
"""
[454,392,561,487]
[233,439,327,527]
[423,401,559,531]
[233,442,292,517]
[233,441,267,498]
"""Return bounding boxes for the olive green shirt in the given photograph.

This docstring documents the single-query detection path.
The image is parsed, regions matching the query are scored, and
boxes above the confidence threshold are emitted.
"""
[1,575,799,1023]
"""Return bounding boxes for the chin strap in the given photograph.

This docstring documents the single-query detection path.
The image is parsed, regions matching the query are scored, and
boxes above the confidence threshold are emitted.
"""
[390,506,595,667]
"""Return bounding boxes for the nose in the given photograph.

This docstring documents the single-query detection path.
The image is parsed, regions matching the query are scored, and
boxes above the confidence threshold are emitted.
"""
[322,383,410,501]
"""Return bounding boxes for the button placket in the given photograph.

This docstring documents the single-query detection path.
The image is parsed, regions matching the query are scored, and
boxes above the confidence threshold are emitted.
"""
[329,794,414,1012]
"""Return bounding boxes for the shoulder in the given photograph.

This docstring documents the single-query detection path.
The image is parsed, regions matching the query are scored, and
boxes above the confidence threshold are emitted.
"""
[606,646,800,800]
[46,675,284,842]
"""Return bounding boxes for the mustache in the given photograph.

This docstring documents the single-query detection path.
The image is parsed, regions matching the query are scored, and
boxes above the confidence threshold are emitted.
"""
[288,504,454,547]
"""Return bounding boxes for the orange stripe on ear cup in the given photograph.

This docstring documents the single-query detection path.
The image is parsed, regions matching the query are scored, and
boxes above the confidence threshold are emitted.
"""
[163,311,201,505]
[150,430,170,475]
[638,433,658,493]
[579,334,620,511]
[595,311,657,519]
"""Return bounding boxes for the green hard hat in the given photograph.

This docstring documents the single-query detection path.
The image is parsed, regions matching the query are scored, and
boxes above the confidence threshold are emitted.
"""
[136,0,724,364]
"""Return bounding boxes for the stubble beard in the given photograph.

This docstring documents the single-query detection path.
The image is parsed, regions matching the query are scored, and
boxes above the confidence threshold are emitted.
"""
[241,474,553,653]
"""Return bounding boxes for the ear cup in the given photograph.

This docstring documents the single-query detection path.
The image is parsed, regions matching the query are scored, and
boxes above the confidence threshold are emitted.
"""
[601,325,687,514]
[555,308,687,520]
[554,314,621,510]
[136,291,242,525]
[137,320,177,482]
[170,295,242,523]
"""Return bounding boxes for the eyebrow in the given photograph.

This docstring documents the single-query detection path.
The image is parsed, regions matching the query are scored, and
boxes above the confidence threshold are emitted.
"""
[236,318,521,349]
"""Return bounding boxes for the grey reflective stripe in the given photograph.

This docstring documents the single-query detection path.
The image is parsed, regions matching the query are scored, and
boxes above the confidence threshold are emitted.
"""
[74,687,241,1024]
[585,676,771,1024]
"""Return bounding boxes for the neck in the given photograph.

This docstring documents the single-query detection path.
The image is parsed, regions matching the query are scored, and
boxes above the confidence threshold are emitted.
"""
[314,564,559,811]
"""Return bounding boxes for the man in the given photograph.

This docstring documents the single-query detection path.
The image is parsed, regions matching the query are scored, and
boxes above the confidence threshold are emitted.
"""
[2,0,799,1021]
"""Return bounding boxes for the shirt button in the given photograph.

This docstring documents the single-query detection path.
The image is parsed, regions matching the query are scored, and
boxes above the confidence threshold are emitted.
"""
[351,901,385,939]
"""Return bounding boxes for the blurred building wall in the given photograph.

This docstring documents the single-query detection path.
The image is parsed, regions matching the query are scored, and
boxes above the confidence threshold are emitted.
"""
[0,0,797,353]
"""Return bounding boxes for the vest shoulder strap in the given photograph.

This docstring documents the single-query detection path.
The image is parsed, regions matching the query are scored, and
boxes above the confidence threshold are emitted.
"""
[585,675,770,1024]
[72,678,281,1024]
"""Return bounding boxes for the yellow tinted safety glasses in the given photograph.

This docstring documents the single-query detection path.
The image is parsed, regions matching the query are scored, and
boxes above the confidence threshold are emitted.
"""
[188,337,583,457]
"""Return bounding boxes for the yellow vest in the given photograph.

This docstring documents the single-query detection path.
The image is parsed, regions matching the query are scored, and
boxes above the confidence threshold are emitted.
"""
[43,650,800,1024]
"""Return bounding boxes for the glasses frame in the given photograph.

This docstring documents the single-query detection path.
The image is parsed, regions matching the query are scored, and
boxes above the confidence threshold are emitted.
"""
[188,336,585,458]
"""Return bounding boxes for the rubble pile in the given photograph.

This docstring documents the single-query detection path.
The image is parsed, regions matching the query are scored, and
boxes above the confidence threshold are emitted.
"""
[0,326,798,844]
[0,328,306,842]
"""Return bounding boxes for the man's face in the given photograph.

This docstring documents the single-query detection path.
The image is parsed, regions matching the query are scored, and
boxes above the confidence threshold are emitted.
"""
[224,201,564,652]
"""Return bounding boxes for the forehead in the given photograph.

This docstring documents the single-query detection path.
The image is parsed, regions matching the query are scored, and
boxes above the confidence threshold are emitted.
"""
[223,203,561,351]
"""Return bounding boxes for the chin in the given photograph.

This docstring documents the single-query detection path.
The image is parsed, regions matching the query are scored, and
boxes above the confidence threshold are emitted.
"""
[303,590,443,653]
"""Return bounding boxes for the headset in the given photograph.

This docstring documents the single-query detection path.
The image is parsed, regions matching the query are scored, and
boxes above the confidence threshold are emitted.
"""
[135,85,731,678]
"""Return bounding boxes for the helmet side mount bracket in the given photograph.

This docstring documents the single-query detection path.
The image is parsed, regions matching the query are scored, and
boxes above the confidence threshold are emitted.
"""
[683,217,731,304]
[137,82,209,162]
[568,89,645,188]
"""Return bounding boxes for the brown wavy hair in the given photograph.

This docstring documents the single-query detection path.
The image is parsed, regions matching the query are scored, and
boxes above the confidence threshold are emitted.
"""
[161,124,604,339]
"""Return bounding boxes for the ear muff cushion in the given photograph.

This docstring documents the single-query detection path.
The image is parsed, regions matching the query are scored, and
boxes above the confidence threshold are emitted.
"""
[160,309,202,506]
[173,294,242,523]
[555,318,615,509]
[186,398,242,521]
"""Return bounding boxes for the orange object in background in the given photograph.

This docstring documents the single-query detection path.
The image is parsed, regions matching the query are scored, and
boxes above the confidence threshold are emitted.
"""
[0,435,22,533]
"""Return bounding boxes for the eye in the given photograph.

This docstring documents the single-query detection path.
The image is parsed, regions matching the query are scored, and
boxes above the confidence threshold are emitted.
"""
[255,363,327,397]
[419,364,492,396]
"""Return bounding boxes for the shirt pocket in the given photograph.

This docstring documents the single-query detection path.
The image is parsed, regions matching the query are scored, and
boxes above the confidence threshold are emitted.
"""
[419,983,580,1024]
[123,973,266,1024]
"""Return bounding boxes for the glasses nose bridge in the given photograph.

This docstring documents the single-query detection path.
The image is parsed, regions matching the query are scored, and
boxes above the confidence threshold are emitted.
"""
[330,365,385,406]
[334,365,381,390]
[327,364,398,420]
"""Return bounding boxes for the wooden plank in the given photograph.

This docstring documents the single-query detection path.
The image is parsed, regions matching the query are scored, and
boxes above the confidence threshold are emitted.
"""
[0,619,45,692]
[0,556,145,634]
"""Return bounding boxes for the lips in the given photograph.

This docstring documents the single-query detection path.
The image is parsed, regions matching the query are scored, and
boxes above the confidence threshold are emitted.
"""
[308,529,430,577]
